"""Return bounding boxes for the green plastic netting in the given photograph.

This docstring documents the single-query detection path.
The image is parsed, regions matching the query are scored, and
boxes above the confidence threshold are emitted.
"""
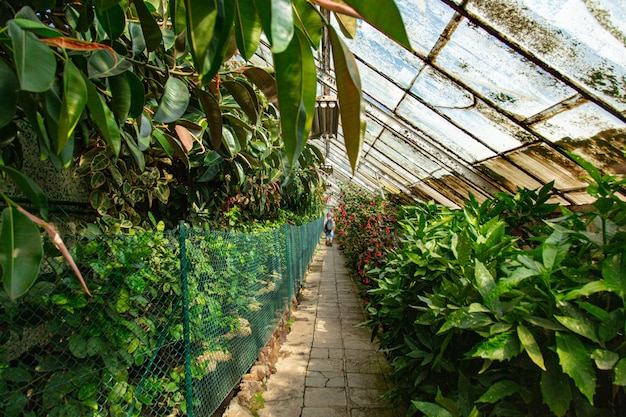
[0,217,323,417]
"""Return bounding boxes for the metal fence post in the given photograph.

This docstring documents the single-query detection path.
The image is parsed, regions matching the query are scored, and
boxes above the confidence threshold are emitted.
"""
[179,221,194,417]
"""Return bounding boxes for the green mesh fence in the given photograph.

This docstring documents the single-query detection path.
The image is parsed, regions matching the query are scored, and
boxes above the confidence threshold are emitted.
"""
[0,217,323,417]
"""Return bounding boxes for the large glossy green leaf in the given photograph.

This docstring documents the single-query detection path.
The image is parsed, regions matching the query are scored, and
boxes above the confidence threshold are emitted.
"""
[554,316,599,344]
[0,166,49,220]
[329,25,364,173]
[153,77,190,123]
[517,324,546,370]
[205,1,236,82]
[8,21,56,92]
[0,60,18,129]
[222,125,241,157]
[293,0,322,48]
[411,401,455,417]
[126,71,145,119]
[555,331,596,404]
[541,355,572,417]
[94,0,120,11]
[96,4,125,40]
[132,0,162,51]
[84,77,121,156]
[255,0,294,53]
[234,0,262,60]
[236,67,279,108]
[0,207,43,300]
[109,74,131,123]
[87,50,132,78]
[343,0,411,50]
[222,80,259,123]
[476,380,519,403]
[12,17,62,38]
[57,60,87,154]
[274,30,307,166]
[195,88,223,149]
[184,0,218,79]
[153,130,190,168]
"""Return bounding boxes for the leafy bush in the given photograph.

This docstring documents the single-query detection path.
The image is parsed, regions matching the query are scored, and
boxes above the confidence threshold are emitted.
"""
[364,166,626,416]
[334,183,398,286]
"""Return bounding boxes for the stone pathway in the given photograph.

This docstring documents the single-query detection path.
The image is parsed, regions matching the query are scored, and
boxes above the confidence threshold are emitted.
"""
[258,242,398,417]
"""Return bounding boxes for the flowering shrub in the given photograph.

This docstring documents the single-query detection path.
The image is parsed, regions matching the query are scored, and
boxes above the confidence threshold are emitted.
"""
[334,183,398,286]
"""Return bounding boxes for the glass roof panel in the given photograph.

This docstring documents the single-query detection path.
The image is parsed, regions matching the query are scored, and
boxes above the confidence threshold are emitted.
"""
[397,0,456,57]
[411,182,461,208]
[479,159,543,192]
[336,18,421,89]
[376,129,442,175]
[506,144,589,191]
[564,191,597,206]
[558,129,626,176]
[435,19,576,118]
[531,102,626,142]
[466,0,626,111]
[396,94,496,162]
[366,143,424,183]
[358,61,406,111]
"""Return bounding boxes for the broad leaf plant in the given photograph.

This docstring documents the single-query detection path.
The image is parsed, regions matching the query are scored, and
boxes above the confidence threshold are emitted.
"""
[0,0,412,299]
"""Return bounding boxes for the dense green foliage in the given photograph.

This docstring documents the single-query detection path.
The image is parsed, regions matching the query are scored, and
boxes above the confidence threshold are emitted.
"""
[334,183,398,286]
[0,0,412,299]
[0,219,315,416]
[336,164,626,416]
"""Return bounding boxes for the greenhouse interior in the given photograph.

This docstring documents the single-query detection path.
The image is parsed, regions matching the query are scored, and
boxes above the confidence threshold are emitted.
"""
[1,0,626,416]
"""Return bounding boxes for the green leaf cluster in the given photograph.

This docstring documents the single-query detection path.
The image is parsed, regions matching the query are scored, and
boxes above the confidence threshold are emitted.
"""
[358,175,626,416]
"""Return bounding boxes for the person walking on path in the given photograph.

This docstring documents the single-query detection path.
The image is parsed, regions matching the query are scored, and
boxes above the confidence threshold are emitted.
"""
[323,212,335,246]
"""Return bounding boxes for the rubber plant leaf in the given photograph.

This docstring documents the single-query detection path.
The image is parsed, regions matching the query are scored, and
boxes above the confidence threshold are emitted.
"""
[94,0,120,12]
[254,0,294,53]
[153,130,190,169]
[122,131,146,171]
[293,0,322,48]
[0,60,18,129]
[235,0,262,60]
[57,60,88,154]
[130,21,147,55]
[342,0,411,50]
[222,79,259,124]
[329,25,365,173]
[132,0,162,52]
[204,1,236,83]
[222,125,242,158]
[235,67,279,108]
[195,88,223,150]
[170,0,187,36]
[555,331,596,405]
[183,0,218,78]
[8,21,56,93]
[11,17,63,38]
[273,29,307,166]
[88,49,132,79]
[84,75,121,156]
[109,73,132,123]
[0,207,43,300]
[153,77,190,123]
[96,3,126,41]
[0,166,49,220]
[126,70,145,119]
